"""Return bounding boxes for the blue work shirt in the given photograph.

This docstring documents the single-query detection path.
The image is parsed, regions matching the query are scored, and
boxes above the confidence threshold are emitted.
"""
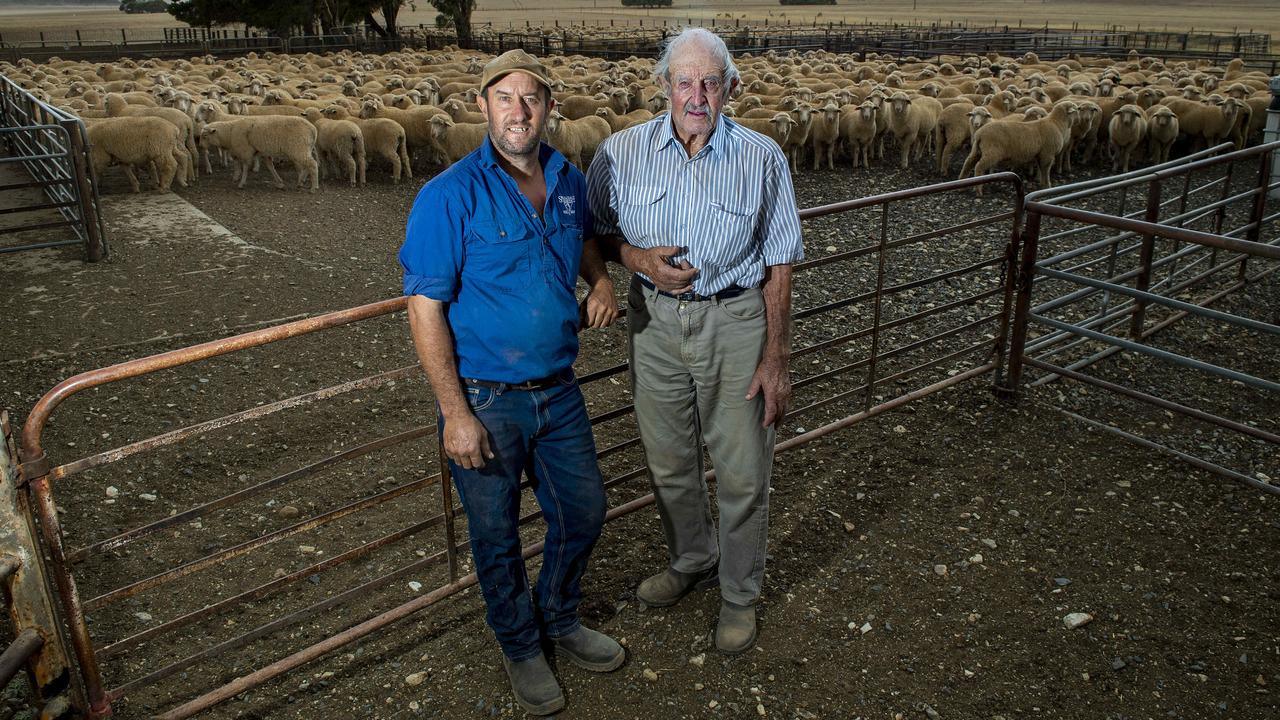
[400,137,590,384]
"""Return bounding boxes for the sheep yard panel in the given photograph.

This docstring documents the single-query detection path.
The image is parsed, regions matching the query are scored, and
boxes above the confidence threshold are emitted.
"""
[0,75,105,261]
[11,174,1028,719]
[1006,141,1280,490]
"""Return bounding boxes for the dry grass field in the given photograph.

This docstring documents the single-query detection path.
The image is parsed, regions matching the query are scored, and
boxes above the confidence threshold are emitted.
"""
[0,1,1276,40]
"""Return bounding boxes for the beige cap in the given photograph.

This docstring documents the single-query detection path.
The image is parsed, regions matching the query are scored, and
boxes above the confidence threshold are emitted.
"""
[479,49,554,93]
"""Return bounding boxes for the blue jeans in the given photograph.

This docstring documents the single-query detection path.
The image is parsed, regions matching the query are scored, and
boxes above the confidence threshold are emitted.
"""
[444,372,606,661]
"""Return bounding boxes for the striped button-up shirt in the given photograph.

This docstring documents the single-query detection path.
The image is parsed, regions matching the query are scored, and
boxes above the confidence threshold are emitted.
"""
[586,113,804,295]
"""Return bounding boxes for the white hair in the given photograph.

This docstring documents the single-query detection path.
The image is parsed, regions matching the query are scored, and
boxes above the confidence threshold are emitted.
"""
[654,28,739,97]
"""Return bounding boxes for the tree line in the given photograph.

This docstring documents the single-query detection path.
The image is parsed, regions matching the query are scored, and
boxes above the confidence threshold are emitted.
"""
[164,1,476,47]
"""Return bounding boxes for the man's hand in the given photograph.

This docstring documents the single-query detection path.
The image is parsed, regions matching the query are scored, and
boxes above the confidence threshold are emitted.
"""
[580,279,619,329]
[745,350,791,428]
[626,244,698,293]
[442,411,494,470]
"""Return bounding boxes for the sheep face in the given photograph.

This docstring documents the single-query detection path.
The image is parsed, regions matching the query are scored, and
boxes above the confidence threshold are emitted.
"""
[967,107,992,131]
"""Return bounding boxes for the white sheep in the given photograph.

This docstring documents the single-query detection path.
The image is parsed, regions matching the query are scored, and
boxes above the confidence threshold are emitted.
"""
[885,91,932,169]
[1160,97,1241,149]
[838,100,878,169]
[809,100,841,170]
[780,104,814,172]
[960,101,1078,194]
[200,117,319,192]
[1145,105,1179,163]
[104,92,198,182]
[426,115,486,165]
[933,101,976,172]
[732,112,796,150]
[544,111,611,170]
[322,105,411,183]
[1107,104,1147,172]
[359,99,448,166]
[593,107,654,132]
[302,107,366,186]
[86,116,188,193]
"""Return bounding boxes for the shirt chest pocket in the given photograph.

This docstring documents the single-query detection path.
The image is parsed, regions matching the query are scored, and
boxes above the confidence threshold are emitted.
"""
[466,221,531,290]
[617,185,666,244]
[707,199,758,242]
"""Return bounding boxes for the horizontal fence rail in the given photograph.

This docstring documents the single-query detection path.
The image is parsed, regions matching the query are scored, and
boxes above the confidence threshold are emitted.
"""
[14,173,1023,719]
[1005,141,1279,492]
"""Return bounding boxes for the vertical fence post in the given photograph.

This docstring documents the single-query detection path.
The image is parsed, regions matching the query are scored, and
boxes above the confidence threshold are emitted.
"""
[863,203,891,411]
[992,185,1025,390]
[1,412,75,716]
[1002,209,1041,392]
[1241,146,1273,280]
[1129,178,1163,338]
[61,119,106,262]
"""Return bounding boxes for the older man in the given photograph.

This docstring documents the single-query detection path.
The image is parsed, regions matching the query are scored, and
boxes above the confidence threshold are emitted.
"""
[400,50,622,715]
[586,28,804,653]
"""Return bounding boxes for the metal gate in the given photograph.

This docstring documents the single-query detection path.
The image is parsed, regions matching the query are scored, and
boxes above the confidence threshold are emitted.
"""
[5,173,1024,718]
[0,74,107,261]
[1004,141,1280,490]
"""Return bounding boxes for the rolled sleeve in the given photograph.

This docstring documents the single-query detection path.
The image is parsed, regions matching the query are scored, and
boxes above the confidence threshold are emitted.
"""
[759,154,805,266]
[585,140,621,238]
[400,185,464,301]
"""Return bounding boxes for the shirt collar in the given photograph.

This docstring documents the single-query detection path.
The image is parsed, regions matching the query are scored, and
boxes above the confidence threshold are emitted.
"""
[654,111,736,158]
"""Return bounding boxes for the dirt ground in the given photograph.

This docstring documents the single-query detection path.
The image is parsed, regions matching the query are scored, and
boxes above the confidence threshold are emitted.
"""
[2,137,1279,720]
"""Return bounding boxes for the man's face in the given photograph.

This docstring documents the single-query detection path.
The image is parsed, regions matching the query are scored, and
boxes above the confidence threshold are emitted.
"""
[477,71,552,159]
[663,44,731,145]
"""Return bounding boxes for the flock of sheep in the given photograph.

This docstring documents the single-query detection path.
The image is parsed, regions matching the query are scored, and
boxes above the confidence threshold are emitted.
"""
[1,43,1273,195]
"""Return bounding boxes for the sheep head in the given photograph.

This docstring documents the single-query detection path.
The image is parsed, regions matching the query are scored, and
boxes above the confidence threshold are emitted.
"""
[428,114,455,140]
[769,112,796,140]
[967,107,992,131]
[545,111,565,135]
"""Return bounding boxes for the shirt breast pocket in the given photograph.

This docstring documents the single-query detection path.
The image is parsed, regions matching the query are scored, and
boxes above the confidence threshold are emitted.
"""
[466,221,530,290]
[708,200,758,243]
[617,185,666,244]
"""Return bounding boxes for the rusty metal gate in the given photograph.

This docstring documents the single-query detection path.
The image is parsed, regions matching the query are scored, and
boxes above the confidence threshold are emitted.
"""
[1004,141,1279,490]
[4,173,1025,718]
[0,73,107,261]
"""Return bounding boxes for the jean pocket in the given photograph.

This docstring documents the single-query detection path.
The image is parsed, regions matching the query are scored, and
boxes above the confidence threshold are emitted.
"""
[464,385,496,411]
[718,289,765,321]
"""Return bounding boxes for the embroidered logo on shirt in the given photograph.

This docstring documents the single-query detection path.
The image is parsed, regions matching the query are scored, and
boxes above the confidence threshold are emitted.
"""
[557,195,576,215]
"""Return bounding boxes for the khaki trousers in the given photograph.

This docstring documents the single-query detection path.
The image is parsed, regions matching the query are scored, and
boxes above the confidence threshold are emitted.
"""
[626,276,776,605]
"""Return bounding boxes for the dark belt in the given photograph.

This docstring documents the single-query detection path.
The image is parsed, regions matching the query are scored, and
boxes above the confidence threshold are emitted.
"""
[464,373,564,392]
[636,275,750,302]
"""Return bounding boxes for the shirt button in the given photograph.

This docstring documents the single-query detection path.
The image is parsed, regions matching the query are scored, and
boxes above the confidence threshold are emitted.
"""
[499,230,506,237]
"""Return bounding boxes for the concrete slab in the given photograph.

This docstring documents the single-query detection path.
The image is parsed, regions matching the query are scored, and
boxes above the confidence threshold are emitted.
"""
[2,189,340,363]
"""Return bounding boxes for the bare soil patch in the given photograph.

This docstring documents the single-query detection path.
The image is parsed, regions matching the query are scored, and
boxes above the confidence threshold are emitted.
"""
[1,152,1277,720]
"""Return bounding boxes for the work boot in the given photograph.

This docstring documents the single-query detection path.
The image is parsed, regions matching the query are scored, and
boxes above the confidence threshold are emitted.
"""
[552,626,626,672]
[715,600,758,655]
[635,565,718,608]
[501,652,564,716]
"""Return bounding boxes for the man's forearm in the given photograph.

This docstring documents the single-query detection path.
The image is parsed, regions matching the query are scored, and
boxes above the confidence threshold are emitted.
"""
[596,233,643,273]
[407,294,469,421]
[760,264,793,359]
[579,237,613,289]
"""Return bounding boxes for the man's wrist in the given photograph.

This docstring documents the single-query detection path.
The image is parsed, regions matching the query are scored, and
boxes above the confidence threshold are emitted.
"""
[618,242,644,274]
